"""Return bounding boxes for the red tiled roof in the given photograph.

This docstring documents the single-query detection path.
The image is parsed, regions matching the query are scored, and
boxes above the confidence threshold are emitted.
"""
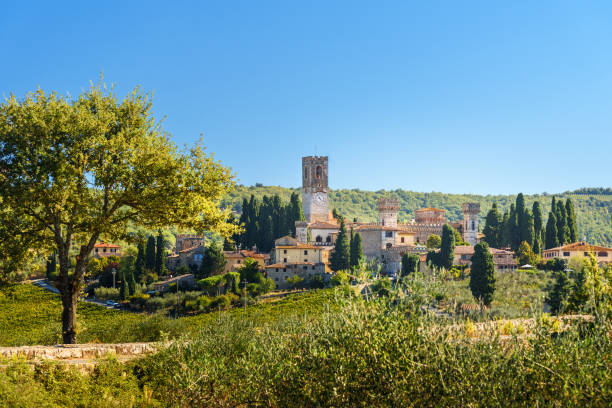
[266,262,315,268]
[415,207,445,212]
[94,242,121,249]
[276,244,321,250]
[543,242,612,253]
[224,250,266,259]
[353,225,399,231]
[308,221,340,229]
[454,245,513,255]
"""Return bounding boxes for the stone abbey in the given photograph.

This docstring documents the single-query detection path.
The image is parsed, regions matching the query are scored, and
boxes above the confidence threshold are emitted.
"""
[294,156,481,273]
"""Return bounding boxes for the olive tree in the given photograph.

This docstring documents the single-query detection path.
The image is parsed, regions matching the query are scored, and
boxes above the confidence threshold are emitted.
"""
[0,83,239,343]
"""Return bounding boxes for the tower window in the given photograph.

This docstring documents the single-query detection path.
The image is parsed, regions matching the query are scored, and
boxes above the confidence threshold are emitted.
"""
[316,236,322,243]
[471,221,475,231]
[326,236,331,243]
[316,166,322,179]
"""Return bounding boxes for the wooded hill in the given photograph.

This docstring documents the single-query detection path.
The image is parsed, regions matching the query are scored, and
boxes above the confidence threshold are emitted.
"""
[221,186,612,247]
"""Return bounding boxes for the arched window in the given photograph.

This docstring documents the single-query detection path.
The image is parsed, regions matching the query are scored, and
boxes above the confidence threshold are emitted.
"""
[326,236,332,243]
[316,235,322,243]
[386,243,392,249]
[316,166,322,179]
[471,221,475,231]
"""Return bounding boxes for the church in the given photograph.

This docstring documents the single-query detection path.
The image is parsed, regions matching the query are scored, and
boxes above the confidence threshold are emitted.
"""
[293,156,481,273]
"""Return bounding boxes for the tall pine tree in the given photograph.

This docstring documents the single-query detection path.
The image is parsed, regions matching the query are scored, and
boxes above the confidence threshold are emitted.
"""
[145,235,156,271]
[532,201,544,254]
[155,230,165,275]
[439,224,456,270]
[469,242,496,306]
[483,203,502,248]
[565,198,578,243]
[545,211,559,249]
[330,219,350,271]
[349,232,363,268]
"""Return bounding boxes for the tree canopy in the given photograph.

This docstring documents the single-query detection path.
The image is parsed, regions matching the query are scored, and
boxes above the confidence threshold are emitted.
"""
[0,82,238,343]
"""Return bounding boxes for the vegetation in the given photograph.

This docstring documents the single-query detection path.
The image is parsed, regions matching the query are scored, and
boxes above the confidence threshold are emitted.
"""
[469,242,496,306]
[330,219,350,271]
[237,193,304,252]
[349,231,363,268]
[197,241,226,278]
[0,278,609,407]
[0,82,238,343]
[400,253,419,276]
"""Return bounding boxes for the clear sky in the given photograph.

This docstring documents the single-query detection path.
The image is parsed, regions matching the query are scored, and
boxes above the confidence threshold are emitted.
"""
[2,1,611,195]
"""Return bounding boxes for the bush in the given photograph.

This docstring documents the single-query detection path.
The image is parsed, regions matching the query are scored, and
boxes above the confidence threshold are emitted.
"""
[198,275,225,296]
[93,287,120,300]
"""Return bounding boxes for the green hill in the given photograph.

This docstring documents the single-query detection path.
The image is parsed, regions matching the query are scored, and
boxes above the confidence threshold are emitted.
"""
[222,186,612,246]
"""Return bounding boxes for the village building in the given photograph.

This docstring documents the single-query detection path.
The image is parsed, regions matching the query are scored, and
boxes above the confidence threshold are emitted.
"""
[266,236,332,289]
[542,242,612,265]
[165,245,205,271]
[453,245,516,271]
[92,242,122,258]
[222,250,268,274]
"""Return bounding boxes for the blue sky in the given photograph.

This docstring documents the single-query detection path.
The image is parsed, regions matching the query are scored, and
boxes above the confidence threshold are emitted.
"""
[2,1,611,195]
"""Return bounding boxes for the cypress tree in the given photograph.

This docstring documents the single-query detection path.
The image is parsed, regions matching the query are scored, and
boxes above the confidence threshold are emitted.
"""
[155,230,165,275]
[330,219,350,271]
[259,215,274,252]
[238,198,249,248]
[119,271,128,300]
[483,203,502,248]
[271,194,283,239]
[199,241,227,278]
[565,198,578,243]
[128,269,136,295]
[556,201,569,244]
[532,202,544,254]
[469,242,496,306]
[134,242,145,282]
[350,232,363,268]
[401,253,419,276]
[503,204,518,250]
[500,211,510,247]
[545,212,559,249]
[145,235,156,271]
[289,192,304,236]
[46,251,57,280]
[439,224,455,270]
[520,210,535,248]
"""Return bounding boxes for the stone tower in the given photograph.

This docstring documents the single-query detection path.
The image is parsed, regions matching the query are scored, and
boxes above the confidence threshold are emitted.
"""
[462,203,480,245]
[378,197,400,228]
[302,156,329,223]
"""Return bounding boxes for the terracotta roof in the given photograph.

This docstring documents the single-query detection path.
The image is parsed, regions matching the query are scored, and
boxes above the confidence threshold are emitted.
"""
[224,250,265,259]
[352,225,399,231]
[415,207,445,212]
[179,245,203,254]
[543,242,612,253]
[276,244,321,250]
[454,245,514,255]
[94,242,121,249]
[308,221,340,229]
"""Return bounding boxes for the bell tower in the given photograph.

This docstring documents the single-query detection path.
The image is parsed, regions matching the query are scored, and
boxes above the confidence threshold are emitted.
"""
[302,156,329,223]
[462,203,480,245]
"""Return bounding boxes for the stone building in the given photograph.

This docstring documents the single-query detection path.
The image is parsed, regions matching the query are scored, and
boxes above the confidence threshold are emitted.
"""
[461,203,480,245]
[266,236,331,289]
[92,242,122,259]
[302,156,330,223]
[453,245,516,271]
[222,250,268,274]
[175,234,206,252]
[165,245,205,271]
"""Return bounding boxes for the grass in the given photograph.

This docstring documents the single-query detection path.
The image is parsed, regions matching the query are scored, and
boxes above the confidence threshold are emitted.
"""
[0,284,335,346]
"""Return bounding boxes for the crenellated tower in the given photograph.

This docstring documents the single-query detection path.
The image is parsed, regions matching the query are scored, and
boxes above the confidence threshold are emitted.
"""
[462,203,480,245]
[378,197,400,227]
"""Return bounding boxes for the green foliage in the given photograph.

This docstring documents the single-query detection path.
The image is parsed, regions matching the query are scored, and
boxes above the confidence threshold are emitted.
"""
[155,230,165,275]
[349,232,363,268]
[93,287,120,300]
[330,219,350,272]
[309,274,326,289]
[546,270,573,314]
[401,253,419,277]
[198,241,226,279]
[469,242,496,305]
[287,275,305,289]
[439,224,455,270]
[197,275,225,296]
[517,241,538,266]
[482,203,502,248]
[134,242,145,283]
[330,271,350,286]
[545,211,559,249]
[426,234,441,249]
[238,258,264,284]
[145,235,156,271]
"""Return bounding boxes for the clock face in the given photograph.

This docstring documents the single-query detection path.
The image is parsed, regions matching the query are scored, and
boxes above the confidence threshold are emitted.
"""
[313,193,327,206]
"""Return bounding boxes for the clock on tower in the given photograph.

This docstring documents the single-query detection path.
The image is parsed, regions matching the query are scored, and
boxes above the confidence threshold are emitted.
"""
[302,156,329,223]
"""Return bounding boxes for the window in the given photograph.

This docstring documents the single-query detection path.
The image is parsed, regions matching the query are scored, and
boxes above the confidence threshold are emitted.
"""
[237,260,241,264]
[103,248,107,253]
[303,266,307,270]
[304,259,308,262]
[584,252,589,256]
[385,231,393,238]
[316,165,322,179]
[283,268,286,272]
[304,250,308,255]
[386,243,392,249]
[563,252,570,257]
[283,258,287,263]
[312,266,315,270]
[326,236,331,243]
[598,251,608,257]
[284,276,288,280]
[471,221,475,231]
[95,248,99,253]
[276,268,279,272]
[316,236,322,243]
[283,249,287,254]
[274,277,278,282]
[401,237,405,243]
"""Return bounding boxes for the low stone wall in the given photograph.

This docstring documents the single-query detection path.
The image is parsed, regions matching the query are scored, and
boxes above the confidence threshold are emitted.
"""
[0,342,157,362]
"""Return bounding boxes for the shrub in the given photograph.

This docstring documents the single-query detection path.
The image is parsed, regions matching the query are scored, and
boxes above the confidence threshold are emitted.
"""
[93,287,120,300]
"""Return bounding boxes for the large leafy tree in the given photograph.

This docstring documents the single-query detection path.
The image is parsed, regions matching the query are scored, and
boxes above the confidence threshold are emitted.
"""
[0,83,238,343]
[330,219,350,271]
[469,242,496,306]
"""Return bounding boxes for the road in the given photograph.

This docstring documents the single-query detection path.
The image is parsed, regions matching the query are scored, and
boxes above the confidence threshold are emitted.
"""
[30,279,117,309]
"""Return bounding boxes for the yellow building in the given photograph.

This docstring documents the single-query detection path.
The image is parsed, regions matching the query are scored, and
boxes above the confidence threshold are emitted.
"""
[222,250,268,274]
[542,242,612,265]
[267,236,332,289]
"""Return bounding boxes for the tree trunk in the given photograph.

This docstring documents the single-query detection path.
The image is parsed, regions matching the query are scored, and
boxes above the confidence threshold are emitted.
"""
[61,288,78,344]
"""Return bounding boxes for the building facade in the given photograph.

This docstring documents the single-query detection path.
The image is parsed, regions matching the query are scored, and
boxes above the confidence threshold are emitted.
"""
[542,242,612,265]
[93,242,122,258]
[302,156,330,224]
